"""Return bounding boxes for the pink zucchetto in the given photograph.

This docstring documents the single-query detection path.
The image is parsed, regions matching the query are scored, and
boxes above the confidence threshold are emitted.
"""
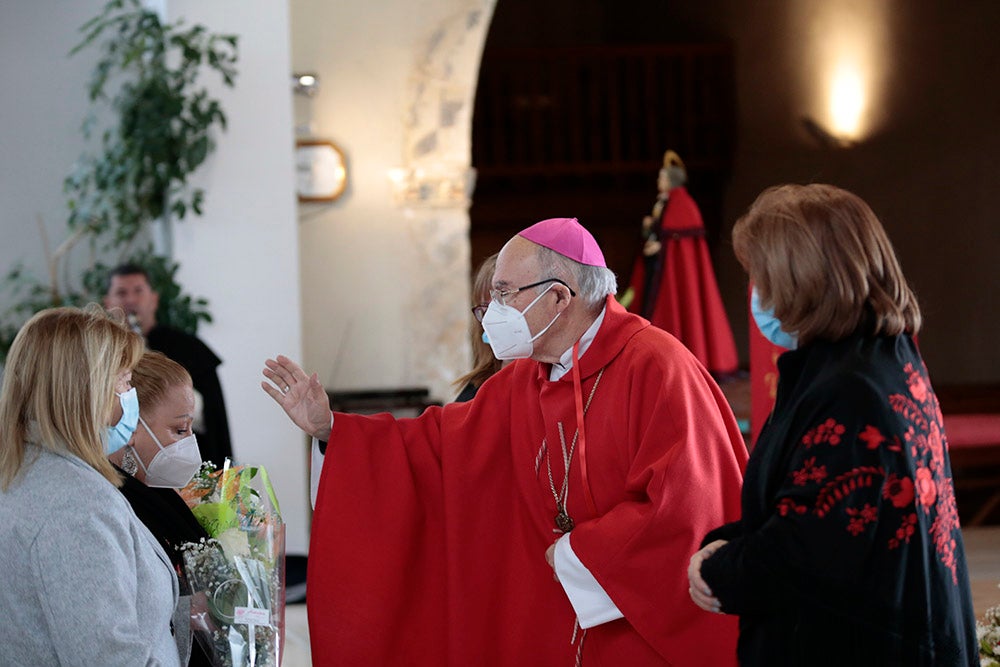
[517,217,607,268]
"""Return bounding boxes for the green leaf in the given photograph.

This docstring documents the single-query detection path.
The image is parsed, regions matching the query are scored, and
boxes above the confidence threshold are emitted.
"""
[1,0,240,361]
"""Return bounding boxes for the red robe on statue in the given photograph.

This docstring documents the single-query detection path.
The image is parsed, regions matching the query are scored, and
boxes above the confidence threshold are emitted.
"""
[308,297,748,666]
[628,186,739,378]
[747,287,788,447]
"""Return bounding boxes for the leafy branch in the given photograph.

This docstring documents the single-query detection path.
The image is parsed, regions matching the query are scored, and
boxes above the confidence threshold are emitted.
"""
[0,0,236,361]
[65,0,238,245]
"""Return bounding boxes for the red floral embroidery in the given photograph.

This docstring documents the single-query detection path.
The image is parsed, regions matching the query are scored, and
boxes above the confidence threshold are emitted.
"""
[888,362,962,583]
[845,503,878,536]
[889,394,930,435]
[915,465,937,509]
[777,497,807,516]
[882,473,914,508]
[906,364,929,403]
[859,425,886,450]
[929,481,962,583]
[792,456,828,486]
[888,512,918,549]
[927,421,945,472]
[801,418,846,448]
[814,466,883,517]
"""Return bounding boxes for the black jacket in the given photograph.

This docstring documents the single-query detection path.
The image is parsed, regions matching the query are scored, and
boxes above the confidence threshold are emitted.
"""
[700,331,978,666]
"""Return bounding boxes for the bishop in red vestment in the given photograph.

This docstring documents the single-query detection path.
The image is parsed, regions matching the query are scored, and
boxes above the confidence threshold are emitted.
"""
[263,218,748,666]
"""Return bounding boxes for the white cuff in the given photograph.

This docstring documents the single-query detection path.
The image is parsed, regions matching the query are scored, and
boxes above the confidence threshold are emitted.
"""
[310,439,324,509]
[554,534,624,629]
[309,413,335,508]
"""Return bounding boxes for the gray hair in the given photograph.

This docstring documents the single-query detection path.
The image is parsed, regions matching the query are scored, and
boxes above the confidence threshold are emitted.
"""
[535,245,618,309]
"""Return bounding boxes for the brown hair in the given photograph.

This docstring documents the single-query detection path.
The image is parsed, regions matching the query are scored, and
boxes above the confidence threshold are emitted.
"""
[732,183,921,345]
[0,305,144,489]
[131,351,192,417]
[453,253,503,393]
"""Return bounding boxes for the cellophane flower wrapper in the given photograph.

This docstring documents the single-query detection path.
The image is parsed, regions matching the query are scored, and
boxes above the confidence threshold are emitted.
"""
[179,461,285,667]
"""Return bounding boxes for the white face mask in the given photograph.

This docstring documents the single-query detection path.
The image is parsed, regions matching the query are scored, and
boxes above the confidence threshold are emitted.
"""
[133,416,202,488]
[480,283,561,360]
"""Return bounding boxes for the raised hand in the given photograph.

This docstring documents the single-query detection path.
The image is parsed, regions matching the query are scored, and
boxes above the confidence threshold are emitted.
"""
[261,355,332,440]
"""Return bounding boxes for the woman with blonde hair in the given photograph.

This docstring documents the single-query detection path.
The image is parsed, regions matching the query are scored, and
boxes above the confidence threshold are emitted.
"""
[687,184,978,665]
[0,305,181,666]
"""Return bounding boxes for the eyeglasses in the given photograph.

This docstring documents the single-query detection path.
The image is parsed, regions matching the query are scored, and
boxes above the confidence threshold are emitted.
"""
[471,303,489,323]
[475,277,576,318]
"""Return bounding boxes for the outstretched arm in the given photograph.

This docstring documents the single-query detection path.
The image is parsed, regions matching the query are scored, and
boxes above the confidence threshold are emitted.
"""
[261,354,333,440]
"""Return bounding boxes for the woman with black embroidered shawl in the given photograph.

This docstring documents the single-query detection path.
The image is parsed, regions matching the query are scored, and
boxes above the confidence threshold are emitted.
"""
[688,184,979,666]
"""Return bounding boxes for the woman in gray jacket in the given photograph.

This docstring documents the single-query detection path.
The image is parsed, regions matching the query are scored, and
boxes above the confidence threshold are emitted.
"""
[0,305,181,666]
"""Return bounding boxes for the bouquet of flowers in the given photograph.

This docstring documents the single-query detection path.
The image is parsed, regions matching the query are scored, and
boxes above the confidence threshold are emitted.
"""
[980,586,1000,667]
[179,460,285,667]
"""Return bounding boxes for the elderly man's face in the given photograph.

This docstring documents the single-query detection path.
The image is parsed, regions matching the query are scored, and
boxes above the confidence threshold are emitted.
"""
[491,237,568,358]
[492,237,546,307]
[105,273,159,332]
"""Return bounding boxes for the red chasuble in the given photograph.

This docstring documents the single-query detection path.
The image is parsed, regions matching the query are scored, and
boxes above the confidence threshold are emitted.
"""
[308,297,748,666]
[627,186,739,377]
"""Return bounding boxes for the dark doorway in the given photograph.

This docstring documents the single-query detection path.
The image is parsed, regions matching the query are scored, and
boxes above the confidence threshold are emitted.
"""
[469,1,737,287]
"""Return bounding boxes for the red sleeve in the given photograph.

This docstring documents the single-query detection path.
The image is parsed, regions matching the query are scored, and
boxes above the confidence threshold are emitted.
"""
[569,332,748,665]
[308,407,450,664]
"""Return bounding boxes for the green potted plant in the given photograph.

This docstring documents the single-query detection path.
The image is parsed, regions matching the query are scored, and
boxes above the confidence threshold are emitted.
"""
[0,0,238,360]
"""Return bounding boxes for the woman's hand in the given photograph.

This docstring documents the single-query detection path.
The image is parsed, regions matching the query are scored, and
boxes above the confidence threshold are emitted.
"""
[261,355,332,440]
[688,539,726,613]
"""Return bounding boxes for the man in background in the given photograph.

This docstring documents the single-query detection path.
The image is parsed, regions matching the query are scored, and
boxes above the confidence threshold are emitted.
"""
[104,264,232,467]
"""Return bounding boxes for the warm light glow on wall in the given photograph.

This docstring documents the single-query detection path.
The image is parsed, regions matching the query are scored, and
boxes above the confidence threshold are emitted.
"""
[829,63,865,137]
[794,1,889,146]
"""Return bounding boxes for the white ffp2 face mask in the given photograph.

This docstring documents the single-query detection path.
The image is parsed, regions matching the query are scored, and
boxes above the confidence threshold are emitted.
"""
[480,284,561,360]
[134,416,202,488]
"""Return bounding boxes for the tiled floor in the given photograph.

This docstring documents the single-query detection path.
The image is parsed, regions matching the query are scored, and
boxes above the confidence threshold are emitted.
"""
[280,526,1000,666]
[966,525,1000,619]
[283,604,312,666]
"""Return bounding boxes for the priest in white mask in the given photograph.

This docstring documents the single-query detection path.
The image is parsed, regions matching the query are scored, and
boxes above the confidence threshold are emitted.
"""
[263,217,749,667]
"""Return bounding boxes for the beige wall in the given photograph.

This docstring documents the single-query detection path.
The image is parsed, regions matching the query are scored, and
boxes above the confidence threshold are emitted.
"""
[290,0,496,404]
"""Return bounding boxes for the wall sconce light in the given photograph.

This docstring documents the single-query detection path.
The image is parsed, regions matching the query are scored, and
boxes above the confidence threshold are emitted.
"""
[801,117,857,150]
[292,73,320,97]
[387,165,477,208]
[803,57,869,149]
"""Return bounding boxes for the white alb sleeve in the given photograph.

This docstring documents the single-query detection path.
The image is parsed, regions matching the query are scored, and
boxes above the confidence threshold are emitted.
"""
[309,413,335,509]
[310,439,324,509]
[554,533,624,628]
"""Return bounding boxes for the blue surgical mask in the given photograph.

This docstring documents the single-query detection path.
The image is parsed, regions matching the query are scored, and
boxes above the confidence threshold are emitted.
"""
[106,387,140,455]
[751,287,798,350]
[481,331,490,344]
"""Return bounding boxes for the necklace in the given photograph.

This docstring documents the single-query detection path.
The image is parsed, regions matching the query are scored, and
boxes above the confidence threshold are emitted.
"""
[121,447,139,476]
[544,369,604,533]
